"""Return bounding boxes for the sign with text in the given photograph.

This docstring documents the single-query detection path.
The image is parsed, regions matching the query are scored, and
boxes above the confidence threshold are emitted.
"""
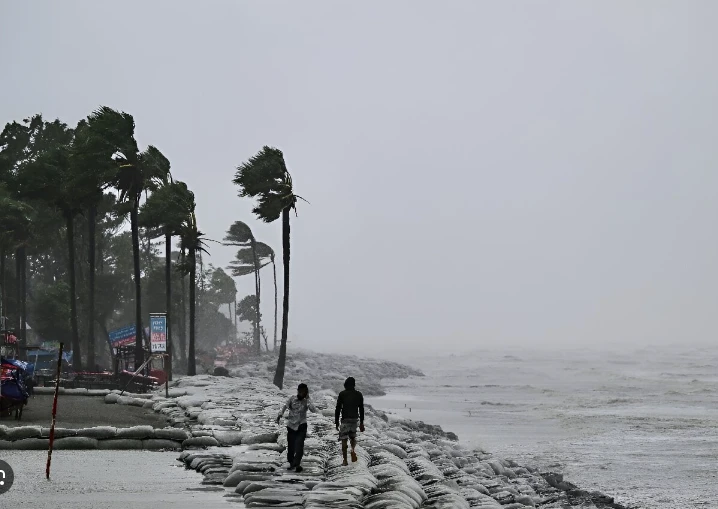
[108,325,136,350]
[149,314,167,353]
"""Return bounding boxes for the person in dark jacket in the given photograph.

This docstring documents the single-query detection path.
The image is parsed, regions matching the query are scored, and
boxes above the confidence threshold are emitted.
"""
[335,376,365,465]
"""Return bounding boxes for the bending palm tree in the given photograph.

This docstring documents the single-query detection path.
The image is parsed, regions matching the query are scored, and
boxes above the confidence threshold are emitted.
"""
[70,117,120,369]
[224,221,268,355]
[234,146,304,389]
[82,107,171,370]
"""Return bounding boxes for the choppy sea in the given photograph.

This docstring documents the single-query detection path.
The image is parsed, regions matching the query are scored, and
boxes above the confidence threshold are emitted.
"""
[368,345,718,509]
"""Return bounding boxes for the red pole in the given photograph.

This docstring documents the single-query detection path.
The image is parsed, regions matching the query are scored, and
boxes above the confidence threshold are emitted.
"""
[46,342,64,480]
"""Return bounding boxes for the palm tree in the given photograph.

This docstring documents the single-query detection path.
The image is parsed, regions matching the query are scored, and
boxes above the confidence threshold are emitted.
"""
[257,243,278,351]
[224,221,265,355]
[178,204,207,376]
[70,117,120,370]
[234,146,304,389]
[245,241,275,350]
[139,180,195,379]
[81,107,171,371]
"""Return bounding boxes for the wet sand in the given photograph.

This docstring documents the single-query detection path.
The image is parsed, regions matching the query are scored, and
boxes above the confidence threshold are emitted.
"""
[1,395,168,428]
[0,450,236,508]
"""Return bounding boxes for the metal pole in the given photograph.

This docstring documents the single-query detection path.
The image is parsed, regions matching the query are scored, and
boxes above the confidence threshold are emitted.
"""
[46,342,64,480]
[119,354,155,396]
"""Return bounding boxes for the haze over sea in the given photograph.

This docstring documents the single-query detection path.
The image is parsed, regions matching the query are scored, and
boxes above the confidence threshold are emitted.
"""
[369,345,718,509]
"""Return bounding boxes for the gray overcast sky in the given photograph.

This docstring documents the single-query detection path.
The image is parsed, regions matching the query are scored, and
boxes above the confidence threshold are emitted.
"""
[2,1,717,356]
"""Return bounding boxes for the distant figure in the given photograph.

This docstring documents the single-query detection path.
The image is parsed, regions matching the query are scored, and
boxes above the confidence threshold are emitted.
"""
[335,377,365,466]
[277,383,317,473]
[468,410,471,417]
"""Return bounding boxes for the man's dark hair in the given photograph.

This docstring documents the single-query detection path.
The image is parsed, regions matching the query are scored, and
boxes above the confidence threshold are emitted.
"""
[344,377,355,389]
[298,383,308,391]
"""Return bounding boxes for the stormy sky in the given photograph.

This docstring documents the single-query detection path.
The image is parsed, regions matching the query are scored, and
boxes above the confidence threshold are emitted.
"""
[2,2,717,357]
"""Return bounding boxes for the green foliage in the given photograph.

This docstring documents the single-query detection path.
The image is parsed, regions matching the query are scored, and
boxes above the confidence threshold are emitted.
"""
[30,282,72,345]
[139,180,195,235]
[233,146,298,222]
[228,248,270,277]
[209,267,236,307]
[236,294,260,324]
[0,185,35,248]
[223,220,254,245]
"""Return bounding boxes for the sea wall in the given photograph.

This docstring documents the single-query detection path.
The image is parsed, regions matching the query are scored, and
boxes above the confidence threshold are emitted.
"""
[3,352,631,507]
[104,373,626,508]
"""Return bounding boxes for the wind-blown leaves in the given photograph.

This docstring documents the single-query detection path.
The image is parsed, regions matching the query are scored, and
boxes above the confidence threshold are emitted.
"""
[139,180,195,236]
[0,185,35,248]
[233,146,298,222]
[227,249,270,277]
[223,220,254,246]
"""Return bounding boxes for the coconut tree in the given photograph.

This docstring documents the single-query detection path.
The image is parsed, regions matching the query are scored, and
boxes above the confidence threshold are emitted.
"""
[139,179,195,379]
[234,146,304,389]
[69,117,121,369]
[257,243,277,350]
[178,204,207,376]
[224,221,264,355]
[81,107,171,370]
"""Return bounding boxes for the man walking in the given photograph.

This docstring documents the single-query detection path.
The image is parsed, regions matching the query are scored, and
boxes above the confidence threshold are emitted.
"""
[277,383,317,472]
[335,377,365,466]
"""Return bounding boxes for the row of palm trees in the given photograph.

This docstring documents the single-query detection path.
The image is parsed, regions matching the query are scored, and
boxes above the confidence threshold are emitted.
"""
[0,108,206,375]
[1,110,302,388]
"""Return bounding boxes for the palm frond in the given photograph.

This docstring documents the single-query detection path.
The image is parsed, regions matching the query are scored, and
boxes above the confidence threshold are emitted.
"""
[223,220,254,245]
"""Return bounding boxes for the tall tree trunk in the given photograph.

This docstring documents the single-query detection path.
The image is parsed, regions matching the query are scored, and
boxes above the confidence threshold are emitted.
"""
[251,239,261,355]
[87,205,97,371]
[272,256,278,351]
[20,246,27,359]
[130,201,143,372]
[179,251,187,366]
[187,248,196,376]
[234,301,238,336]
[67,215,82,371]
[165,231,173,381]
[273,207,290,389]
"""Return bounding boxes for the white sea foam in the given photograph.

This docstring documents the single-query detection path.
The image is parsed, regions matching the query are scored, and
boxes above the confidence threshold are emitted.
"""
[369,345,718,509]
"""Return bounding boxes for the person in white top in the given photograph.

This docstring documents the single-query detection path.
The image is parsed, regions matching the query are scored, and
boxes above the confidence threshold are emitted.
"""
[276,383,317,472]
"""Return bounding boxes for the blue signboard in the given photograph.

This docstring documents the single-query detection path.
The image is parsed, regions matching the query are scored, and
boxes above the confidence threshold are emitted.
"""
[108,325,136,348]
[149,314,167,353]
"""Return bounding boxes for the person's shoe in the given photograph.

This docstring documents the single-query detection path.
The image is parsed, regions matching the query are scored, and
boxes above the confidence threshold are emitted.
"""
[286,465,295,470]
[350,450,358,463]
[342,459,349,466]
[295,465,303,473]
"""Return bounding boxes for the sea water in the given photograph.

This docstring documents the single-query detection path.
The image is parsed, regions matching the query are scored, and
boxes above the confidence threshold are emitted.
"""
[368,345,718,509]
